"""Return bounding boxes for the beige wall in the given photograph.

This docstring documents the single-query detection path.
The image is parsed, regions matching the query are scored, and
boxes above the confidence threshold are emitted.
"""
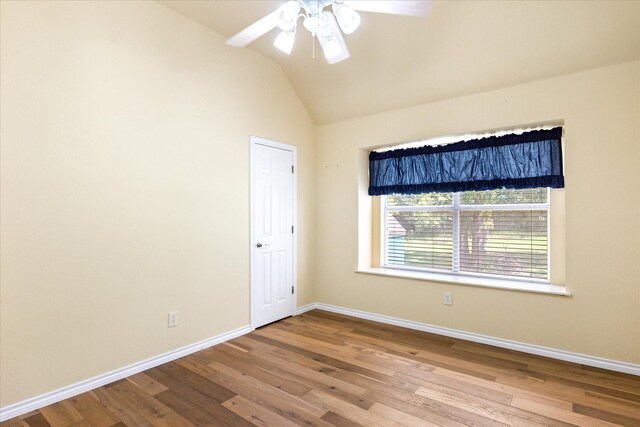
[316,61,640,364]
[0,1,315,406]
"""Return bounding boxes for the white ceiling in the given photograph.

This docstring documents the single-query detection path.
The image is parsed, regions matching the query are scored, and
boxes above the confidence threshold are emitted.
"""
[159,0,640,124]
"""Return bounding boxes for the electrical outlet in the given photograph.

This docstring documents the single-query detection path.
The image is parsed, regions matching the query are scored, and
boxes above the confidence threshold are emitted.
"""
[443,292,453,306]
[168,311,178,328]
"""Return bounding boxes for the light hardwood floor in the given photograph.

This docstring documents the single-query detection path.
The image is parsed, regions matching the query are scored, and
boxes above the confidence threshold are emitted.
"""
[2,309,639,426]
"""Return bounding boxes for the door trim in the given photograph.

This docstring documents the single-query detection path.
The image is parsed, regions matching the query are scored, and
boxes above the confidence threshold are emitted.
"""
[249,136,297,330]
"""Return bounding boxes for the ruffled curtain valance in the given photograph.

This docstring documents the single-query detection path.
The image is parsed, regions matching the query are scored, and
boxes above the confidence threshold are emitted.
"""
[368,127,564,196]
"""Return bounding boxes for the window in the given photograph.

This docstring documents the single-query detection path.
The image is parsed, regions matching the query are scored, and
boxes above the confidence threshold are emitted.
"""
[383,188,549,282]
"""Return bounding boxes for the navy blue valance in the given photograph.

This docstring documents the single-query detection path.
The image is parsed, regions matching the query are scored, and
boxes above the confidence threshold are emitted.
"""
[369,127,564,196]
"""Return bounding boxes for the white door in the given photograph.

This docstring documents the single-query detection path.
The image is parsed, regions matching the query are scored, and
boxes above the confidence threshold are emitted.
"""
[251,138,295,328]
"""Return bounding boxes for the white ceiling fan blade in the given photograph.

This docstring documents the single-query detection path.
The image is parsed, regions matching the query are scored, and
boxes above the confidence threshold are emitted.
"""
[343,0,434,16]
[320,11,350,64]
[226,9,281,47]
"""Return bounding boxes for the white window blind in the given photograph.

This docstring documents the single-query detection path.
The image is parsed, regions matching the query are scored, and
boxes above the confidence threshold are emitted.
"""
[383,188,549,282]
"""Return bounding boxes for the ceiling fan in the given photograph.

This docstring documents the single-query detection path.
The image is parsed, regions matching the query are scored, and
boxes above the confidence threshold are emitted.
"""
[226,1,434,64]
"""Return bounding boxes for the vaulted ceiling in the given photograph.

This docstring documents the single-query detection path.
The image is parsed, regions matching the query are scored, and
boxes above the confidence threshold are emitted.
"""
[159,1,640,124]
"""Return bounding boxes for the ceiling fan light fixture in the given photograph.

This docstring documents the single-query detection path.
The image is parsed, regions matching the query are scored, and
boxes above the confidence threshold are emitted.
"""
[273,29,296,54]
[332,4,360,34]
[277,1,300,31]
[303,15,321,33]
[320,32,343,60]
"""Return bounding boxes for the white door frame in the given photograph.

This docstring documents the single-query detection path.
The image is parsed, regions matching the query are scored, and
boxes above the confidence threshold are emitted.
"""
[249,136,297,330]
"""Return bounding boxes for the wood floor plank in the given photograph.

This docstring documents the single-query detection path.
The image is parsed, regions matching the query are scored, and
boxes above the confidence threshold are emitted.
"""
[243,346,369,397]
[21,413,50,427]
[420,397,508,427]
[233,342,374,410]
[254,327,398,376]
[39,402,83,427]
[394,370,514,406]
[268,364,375,410]
[320,412,364,427]
[205,367,334,427]
[262,344,422,408]
[205,346,313,397]
[147,368,254,427]
[355,348,437,380]
[106,379,194,427]
[4,309,639,427]
[302,389,407,427]
[512,397,621,426]
[495,368,640,415]
[67,393,120,427]
[173,354,220,378]
[416,384,574,426]
[249,334,418,390]
[363,389,501,427]
[582,391,640,419]
[367,402,440,427]
[231,335,280,353]
[431,366,573,410]
[92,387,154,427]
[125,372,168,397]
[273,320,349,346]
[221,342,250,353]
[281,315,343,335]
[573,403,640,427]
[453,340,640,395]
[207,360,327,417]
[339,329,499,381]
[153,362,235,404]
[403,350,501,382]
[153,389,220,426]
[221,395,300,427]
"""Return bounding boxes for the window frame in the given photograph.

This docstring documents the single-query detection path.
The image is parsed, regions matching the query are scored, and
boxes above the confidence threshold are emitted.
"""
[381,188,552,285]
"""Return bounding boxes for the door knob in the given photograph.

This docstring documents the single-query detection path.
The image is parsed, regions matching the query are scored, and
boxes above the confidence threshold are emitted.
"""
[256,242,269,248]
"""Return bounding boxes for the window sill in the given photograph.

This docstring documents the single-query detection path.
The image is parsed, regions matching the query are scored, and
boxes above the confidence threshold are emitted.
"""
[355,267,571,296]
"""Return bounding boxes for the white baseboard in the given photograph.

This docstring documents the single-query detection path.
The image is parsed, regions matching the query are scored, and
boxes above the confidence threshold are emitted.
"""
[295,302,318,315]
[300,302,640,377]
[0,325,251,422]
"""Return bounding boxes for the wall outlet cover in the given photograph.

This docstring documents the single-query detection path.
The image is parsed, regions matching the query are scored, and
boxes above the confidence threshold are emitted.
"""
[168,311,178,328]
[444,292,453,306]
